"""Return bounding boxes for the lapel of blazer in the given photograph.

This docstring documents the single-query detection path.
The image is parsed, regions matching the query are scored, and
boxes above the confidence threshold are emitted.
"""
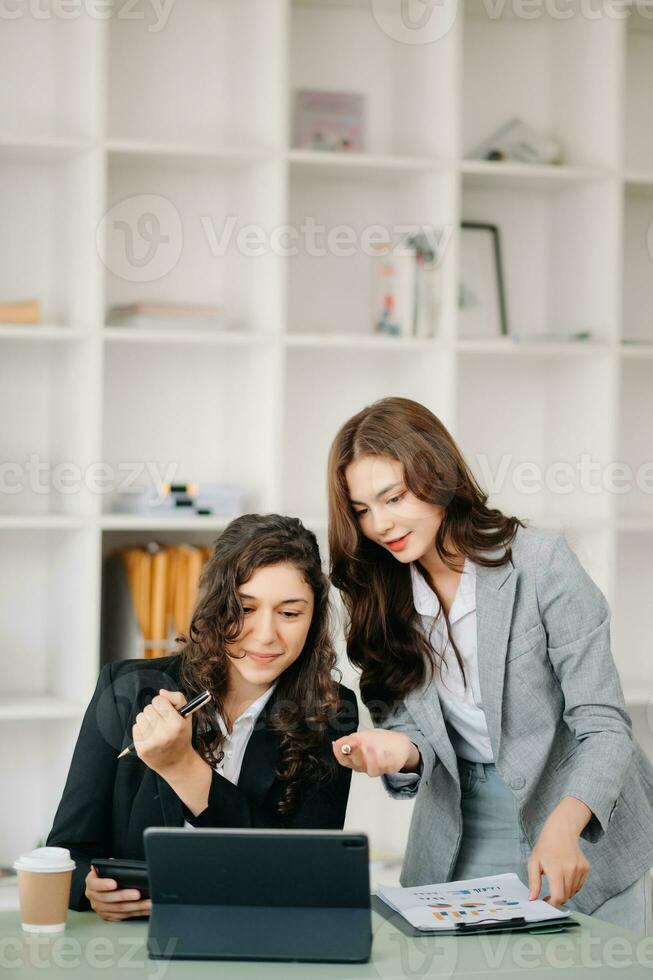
[475,551,518,762]
[155,698,281,821]
[404,681,458,781]
[232,702,281,809]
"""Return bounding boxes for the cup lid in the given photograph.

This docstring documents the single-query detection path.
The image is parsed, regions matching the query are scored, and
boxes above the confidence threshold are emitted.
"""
[14,847,76,873]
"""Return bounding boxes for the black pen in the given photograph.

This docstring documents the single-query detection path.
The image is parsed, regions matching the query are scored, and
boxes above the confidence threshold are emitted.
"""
[116,689,212,759]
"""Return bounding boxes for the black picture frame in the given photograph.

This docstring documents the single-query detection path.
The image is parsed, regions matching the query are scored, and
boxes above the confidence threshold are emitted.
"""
[459,222,509,338]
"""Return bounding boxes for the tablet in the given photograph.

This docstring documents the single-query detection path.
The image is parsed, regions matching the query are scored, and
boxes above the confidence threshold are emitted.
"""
[144,828,371,963]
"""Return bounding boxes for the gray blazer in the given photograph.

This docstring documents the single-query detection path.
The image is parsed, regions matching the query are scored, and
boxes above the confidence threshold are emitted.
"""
[381,525,653,914]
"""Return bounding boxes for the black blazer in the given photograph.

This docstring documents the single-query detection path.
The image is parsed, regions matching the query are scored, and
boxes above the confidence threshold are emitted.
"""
[46,655,359,911]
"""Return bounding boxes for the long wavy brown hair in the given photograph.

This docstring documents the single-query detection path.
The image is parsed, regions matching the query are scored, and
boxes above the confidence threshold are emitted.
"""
[328,397,524,719]
[177,514,340,815]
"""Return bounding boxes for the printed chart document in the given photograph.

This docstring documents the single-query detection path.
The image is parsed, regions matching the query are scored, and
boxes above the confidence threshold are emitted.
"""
[377,873,572,932]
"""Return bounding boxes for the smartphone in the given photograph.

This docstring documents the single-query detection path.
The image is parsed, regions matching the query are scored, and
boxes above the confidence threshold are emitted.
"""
[91,858,150,899]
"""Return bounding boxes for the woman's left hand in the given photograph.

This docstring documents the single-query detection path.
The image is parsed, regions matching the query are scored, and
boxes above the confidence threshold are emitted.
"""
[528,820,590,907]
[132,689,192,774]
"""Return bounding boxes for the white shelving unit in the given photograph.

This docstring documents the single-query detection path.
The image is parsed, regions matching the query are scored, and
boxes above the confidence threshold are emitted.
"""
[2,0,652,867]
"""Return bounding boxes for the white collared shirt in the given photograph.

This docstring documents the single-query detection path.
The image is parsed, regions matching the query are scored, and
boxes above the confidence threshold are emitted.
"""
[410,559,494,763]
[212,682,278,784]
[183,683,277,827]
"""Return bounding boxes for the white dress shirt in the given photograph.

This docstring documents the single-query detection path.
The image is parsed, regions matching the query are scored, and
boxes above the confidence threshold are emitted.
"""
[410,558,494,763]
[183,682,277,826]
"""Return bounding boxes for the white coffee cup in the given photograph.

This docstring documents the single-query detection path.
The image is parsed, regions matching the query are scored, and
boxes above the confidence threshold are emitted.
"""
[14,847,76,933]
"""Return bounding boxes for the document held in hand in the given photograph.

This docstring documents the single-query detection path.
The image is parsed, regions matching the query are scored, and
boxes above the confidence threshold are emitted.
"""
[376,873,573,932]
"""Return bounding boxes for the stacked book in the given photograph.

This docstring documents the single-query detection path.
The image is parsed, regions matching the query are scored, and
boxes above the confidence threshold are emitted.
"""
[106,302,223,330]
[0,299,41,325]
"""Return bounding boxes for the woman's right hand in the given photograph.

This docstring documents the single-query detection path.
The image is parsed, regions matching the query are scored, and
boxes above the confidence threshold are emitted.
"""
[332,730,421,777]
[85,866,152,921]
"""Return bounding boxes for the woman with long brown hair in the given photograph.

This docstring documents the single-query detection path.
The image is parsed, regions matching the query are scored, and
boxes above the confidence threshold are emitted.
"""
[48,514,357,920]
[328,396,653,934]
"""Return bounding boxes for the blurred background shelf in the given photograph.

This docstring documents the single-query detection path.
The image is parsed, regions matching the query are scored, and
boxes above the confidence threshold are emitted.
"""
[288,148,449,180]
[282,332,444,350]
[1,0,652,869]
[0,326,90,342]
[0,516,87,531]
[102,327,272,346]
[459,160,614,191]
[98,515,233,532]
[0,696,84,723]
[106,140,275,173]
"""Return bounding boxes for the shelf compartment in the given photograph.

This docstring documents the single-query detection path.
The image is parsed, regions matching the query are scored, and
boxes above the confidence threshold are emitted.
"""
[102,344,278,517]
[104,157,285,336]
[108,0,284,149]
[282,346,455,516]
[0,152,102,329]
[0,342,99,518]
[288,169,454,337]
[613,531,653,699]
[455,351,614,526]
[0,528,97,707]
[624,6,653,173]
[462,0,620,170]
[622,184,653,344]
[290,0,456,158]
[0,725,81,866]
[616,359,653,520]
[459,179,619,343]
[0,6,102,141]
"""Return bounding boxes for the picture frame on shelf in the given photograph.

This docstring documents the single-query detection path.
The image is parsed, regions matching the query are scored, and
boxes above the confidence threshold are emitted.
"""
[293,89,365,153]
[458,222,509,339]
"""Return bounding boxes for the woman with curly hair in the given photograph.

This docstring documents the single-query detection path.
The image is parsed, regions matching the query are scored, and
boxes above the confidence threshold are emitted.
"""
[47,514,357,920]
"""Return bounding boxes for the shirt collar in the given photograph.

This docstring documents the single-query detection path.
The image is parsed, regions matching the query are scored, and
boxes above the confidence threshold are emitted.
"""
[410,558,476,623]
[239,681,278,722]
[216,680,278,736]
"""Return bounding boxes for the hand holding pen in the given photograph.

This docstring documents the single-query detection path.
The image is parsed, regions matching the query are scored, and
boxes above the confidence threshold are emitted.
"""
[117,689,212,761]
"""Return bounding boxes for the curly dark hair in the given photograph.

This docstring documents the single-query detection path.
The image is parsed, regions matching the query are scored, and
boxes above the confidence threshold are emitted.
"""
[177,513,340,816]
[328,397,525,720]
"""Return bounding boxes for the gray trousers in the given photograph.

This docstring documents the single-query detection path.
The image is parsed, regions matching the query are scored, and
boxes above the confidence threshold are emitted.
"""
[452,758,651,935]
